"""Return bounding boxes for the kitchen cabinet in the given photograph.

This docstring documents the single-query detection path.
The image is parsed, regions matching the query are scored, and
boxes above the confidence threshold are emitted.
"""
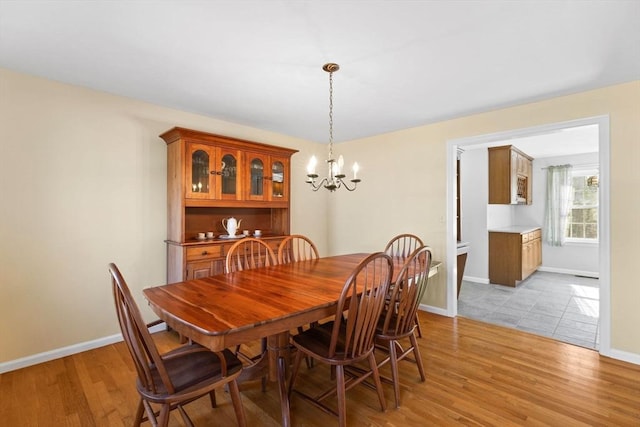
[160,127,298,283]
[488,145,534,205]
[489,227,542,287]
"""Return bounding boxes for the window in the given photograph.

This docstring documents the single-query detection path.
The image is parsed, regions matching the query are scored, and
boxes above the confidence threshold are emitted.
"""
[566,169,598,242]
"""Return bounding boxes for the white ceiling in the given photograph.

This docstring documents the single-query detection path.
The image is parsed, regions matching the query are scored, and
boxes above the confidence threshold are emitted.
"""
[1,1,638,147]
[465,123,600,158]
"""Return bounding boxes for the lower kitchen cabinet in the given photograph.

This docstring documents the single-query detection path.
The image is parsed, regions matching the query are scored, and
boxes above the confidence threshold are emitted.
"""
[489,227,542,287]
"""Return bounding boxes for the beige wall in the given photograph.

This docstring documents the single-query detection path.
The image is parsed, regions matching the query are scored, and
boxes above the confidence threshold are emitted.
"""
[1,67,638,364]
[330,81,640,355]
[0,68,326,363]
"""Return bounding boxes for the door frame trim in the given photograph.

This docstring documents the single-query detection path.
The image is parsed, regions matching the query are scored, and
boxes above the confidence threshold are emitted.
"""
[445,115,611,356]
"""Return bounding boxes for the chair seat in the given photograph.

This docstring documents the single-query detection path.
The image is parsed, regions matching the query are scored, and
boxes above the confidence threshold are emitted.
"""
[142,346,243,400]
[292,323,360,364]
[375,314,416,342]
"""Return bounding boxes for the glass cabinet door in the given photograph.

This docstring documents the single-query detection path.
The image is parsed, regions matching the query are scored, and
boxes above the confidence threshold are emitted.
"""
[245,152,269,201]
[192,150,210,193]
[250,157,264,197]
[272,161,285,198]
[270,156,289,201]
[221,153,237,197]
[186,144,215,199]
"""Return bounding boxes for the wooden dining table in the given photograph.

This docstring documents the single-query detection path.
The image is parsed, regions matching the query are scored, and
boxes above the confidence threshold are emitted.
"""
[143,253,441,426]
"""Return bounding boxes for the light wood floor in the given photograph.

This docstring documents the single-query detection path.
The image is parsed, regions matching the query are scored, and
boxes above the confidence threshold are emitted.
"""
[1,312,639,426]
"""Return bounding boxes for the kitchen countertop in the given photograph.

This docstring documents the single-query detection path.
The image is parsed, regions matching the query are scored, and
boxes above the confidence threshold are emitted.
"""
[488,225,541,234]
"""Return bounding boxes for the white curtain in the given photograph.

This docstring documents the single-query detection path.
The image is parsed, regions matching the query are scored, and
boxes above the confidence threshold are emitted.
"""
[544,164,573,246]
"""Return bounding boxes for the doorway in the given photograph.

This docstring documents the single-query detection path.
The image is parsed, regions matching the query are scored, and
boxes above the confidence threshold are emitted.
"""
[445,116,611,354]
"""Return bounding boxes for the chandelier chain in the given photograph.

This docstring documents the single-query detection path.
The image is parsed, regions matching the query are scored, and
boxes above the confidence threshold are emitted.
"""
[328,69,334,159]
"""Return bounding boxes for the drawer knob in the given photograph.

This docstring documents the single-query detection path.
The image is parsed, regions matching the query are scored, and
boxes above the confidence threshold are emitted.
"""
[202,251,208,255]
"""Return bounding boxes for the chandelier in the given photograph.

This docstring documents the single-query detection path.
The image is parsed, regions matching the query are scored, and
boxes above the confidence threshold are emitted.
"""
[306,63,361,192]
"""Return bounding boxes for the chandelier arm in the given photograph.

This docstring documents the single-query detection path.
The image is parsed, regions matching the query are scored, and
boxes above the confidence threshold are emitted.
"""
[306,176,329,191]
[337,177,360,192]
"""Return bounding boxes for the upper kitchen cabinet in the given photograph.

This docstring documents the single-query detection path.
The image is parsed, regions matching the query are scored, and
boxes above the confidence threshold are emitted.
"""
[488,145,534,205]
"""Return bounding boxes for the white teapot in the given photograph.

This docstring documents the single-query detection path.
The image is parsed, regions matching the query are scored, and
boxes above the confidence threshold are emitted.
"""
[222,217,242,237]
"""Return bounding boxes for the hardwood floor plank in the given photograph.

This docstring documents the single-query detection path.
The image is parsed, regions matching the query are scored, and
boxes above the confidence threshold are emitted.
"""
[1,312,639,426]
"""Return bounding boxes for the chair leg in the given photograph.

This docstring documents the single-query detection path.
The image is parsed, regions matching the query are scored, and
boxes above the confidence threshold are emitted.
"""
[177,405,194,427]
[414,312,423,338]
[157,404,171,427]
[287,347,304,397]
[335,365,347,427]
[368,352,387,412]
[410,332,426,381]
[134,398,144,427]
[209,390,217,408]
[261,338,268,392]
[388,340,401,408]
[142,400,157,426]
[228,379,247,427]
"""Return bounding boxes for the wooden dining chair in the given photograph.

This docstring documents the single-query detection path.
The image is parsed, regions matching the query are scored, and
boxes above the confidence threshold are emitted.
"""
[383,233,426,338]
[108,263,247,427]
[277,234,319,264]
[288,252,393,427]
[225,237,277,273]
[225,238,277,389]
[375,245,432,408]
[277,234,320,367]
[384,233,424,259]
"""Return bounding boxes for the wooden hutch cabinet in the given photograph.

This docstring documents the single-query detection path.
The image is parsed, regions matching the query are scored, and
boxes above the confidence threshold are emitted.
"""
[488,145,534,205]
[160,127,298,283]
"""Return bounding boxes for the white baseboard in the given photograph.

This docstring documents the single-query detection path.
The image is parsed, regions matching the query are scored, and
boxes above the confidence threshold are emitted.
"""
[599,347,640,365]
[0,322,166,374]
[462,275,489,284]
[419,303,451,317]
[461,269,599,285]
[537,266,599,278]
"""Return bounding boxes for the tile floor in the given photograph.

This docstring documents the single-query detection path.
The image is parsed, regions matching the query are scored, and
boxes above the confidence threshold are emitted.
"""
[457,271,600,349]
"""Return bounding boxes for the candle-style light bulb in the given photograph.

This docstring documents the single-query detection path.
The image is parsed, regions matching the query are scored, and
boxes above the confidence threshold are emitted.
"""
[307,155,317,175]
[352,162,360,179]
[338,155,344,174]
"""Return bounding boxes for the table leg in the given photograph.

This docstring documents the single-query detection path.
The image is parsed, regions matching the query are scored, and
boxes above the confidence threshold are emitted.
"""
[277,355,290,427]
[267,332,291,427]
